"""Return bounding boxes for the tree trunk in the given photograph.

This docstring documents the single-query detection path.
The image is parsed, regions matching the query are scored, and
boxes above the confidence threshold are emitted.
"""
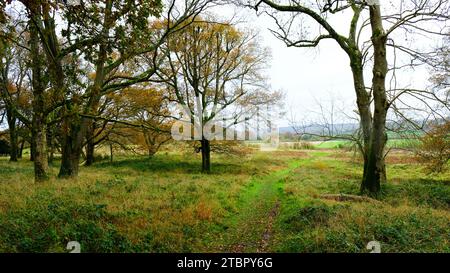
[201,138,211,173]
[85,123,95,166]
[350,53,372,161]
[18,140,24,158]
[6,109,18,162]
[148,146,157,157]
[33,120,49,181]
[361,4,389,195]
[30,16,48,182]
[85,141,95,166]
[47,129,54,164]
[144,131,160,158]
[58,0,112,177]
[58,141,82,178]
[110,143,113,163]
[58,118,83,178]
[30,135,35,161]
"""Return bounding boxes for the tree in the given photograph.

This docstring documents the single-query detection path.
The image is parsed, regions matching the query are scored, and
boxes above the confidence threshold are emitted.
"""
[430,34,449,93]
[85,86,173,160]
[361,3,388,194]
[252,0,450,195]
[417,120,450,173]
[157,18,272,172]
[0,31,26,161]
[288,92,362,151]
[117,87,172,157]
[6,0,216,180]
[414,35,450,173]
[0,8,34,163]
[29,3,49,181]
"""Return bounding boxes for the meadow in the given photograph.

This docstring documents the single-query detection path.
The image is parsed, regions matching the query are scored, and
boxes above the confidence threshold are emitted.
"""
[0,146,448,253]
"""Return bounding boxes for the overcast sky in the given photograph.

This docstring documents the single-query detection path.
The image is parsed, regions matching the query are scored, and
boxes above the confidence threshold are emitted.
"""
[211,3,435,127]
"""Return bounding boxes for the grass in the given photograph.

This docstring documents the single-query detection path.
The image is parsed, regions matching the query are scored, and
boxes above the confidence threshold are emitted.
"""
[272,151,450,253]
[308,138,421,150]
[0,149,448,253]
[0,152,291,252]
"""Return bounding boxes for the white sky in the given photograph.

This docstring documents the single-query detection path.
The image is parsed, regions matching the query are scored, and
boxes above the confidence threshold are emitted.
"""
[210,3,436,127]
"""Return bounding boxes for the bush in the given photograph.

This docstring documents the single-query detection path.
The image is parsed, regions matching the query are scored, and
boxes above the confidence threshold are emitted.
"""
[416,121,450,173]
[293,142,315,150]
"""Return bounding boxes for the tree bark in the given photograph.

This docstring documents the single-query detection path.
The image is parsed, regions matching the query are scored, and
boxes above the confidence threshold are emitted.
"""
[85,123,95,166]
[349,53,373,174]
[85,141,95,166]
[29,14,49,182]
[361,4,389,195]
[32,119,49,181]
[58,117,83,178]
[201,138,211,173]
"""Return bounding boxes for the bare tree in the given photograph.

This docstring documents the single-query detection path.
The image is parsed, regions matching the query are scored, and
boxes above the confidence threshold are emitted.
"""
[247,0,450,195]
[288,92,362,150]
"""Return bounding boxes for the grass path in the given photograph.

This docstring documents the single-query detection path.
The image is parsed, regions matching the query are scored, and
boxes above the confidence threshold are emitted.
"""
[217,159,304,253]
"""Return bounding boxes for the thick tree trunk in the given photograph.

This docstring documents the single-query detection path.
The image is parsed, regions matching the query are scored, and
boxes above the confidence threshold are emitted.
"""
[30,13,49,182]
[33,119,49,181]
[58,0,112,177]
[201,138,211,173]
[6,109,18,162]
[85,141,95,166]
[361,5,389,195]
[148,146,158,157]
[58,118,83,178]
[58,141,82,178]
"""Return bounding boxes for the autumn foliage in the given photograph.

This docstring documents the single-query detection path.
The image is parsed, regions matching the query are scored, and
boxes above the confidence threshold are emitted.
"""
[417,121,450,173]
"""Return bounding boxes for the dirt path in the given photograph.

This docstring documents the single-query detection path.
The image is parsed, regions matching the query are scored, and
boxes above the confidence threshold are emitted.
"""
[256,200,281,253]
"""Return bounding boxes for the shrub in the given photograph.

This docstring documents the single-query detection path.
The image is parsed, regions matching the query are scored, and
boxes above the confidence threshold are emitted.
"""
[416,121,450,173]
[292,142,315,150]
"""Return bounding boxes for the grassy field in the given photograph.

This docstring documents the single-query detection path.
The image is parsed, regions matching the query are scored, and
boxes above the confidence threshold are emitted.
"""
[311,139,421,149]
[0,149,448,253]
